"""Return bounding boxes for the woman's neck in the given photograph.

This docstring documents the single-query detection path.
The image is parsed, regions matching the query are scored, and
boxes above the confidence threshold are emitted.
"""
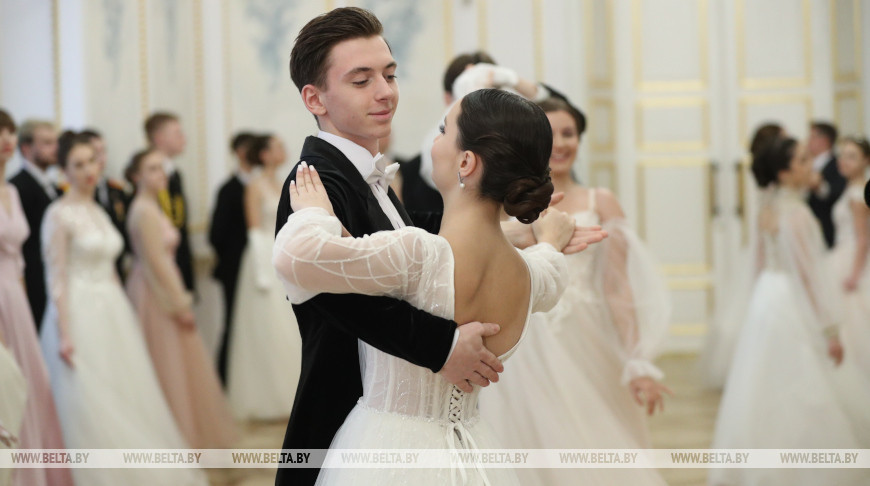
[550,172,577,195]
[136,187,160,204]
[439,192,505,244]
[66,185,95,202]
[848,175,866,187]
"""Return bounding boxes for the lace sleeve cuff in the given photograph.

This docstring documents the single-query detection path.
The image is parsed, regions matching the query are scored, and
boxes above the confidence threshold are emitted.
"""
[621,358,665,386]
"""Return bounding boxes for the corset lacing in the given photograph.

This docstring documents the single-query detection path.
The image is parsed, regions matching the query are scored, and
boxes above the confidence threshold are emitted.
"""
[446,385,491,486]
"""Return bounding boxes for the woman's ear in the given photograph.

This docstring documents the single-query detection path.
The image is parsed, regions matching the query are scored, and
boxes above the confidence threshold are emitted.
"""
[301,84,327,117]
[459,151,480,179]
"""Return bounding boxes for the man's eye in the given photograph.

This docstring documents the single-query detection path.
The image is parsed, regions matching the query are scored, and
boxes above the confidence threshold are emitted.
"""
[353,79,369,86]
[438,125,445,135]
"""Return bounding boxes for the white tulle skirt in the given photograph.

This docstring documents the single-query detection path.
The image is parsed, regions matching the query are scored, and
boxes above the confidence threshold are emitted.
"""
[314,403,520,486]
[829,241,870,383]
[480,295,667,486]
[227,234,302,420]
[39,278,207,486]
[710,271,870,486]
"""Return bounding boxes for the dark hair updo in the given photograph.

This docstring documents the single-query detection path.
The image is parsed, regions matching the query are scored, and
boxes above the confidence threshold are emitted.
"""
[536,97,587,136]
[751,136,797,188]
[125,147,159,186]
[748,122,784,159]
[457,89,554,223]
[245,134,273,167]
[842,135,870,160]
[57,130,96,169]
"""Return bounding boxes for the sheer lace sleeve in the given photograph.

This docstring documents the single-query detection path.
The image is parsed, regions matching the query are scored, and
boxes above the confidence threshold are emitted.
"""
[521,242,569,313]
[130,203,193,313]
[781,203,839,333]
[273,207,438,304]
[596,219,671,385]
[41,204,72,334]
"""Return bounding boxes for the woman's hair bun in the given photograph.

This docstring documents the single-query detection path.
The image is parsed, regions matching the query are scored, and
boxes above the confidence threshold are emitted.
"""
[502,175,554,224]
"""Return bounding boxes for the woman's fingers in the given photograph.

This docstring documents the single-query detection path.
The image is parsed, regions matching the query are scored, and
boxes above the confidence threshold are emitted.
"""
[302,162,315,189]
[309,165,324,193]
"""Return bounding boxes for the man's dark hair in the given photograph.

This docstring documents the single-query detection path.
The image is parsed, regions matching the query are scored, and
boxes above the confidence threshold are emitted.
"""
[811,121,838,147]
[230,131,256,153]
[289,7,384,92]
[143,112,179,145]
[80,128,102,143]
[442,51,496,94]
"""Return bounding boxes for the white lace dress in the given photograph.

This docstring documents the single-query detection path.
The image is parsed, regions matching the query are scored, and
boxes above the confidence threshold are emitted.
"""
[273,207,568,486]
[228,181,301,420]
[38,200,207,486]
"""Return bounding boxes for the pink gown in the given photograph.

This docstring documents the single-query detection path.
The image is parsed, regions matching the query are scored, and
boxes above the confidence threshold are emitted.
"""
[126,198,237,449]
[0,186,74,486]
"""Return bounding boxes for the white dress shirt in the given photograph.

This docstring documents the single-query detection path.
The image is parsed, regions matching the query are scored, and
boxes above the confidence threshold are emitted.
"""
[22,159,58,198]
[96,178,110,207]
[813,150,832,172]
[236,169,252,186]
[314,131,460,366]
[812,150,833,198]
[163,158,177,177]
[316,131,405,229]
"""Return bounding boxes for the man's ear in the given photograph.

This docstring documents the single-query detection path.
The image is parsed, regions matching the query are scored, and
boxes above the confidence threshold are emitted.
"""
[301,84,327,117]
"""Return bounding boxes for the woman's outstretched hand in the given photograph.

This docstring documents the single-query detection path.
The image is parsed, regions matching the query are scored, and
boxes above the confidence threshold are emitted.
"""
[290,162,336,216]
[629,376,673,416]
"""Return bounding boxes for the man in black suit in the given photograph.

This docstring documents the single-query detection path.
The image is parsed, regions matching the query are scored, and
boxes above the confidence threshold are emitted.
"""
[209,131,255,385]
[144,112,195,291]
[82,129,131,281]
[807,121,846,248]
[9,119,59,329]
[274,9,507,486]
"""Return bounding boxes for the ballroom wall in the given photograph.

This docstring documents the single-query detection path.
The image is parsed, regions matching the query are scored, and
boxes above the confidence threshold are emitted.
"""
[1,0,867,352]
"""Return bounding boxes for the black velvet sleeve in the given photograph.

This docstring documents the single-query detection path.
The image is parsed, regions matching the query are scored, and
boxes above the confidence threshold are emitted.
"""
[275,163,457,373]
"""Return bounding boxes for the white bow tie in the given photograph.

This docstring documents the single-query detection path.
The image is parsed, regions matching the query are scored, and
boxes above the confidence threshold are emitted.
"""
[365,154,400,190]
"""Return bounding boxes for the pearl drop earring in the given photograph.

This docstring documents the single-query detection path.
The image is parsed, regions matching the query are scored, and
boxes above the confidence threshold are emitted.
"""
[457,171,465,189]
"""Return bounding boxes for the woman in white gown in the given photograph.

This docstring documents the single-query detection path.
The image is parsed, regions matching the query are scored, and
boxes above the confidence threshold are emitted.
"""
[39,132,207,486]
[228,134,302,420]
[481,96,672,485]
[709,136,870,486]
[829,136,870,382]
[700,123,785,388]
[274,89,578,485]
